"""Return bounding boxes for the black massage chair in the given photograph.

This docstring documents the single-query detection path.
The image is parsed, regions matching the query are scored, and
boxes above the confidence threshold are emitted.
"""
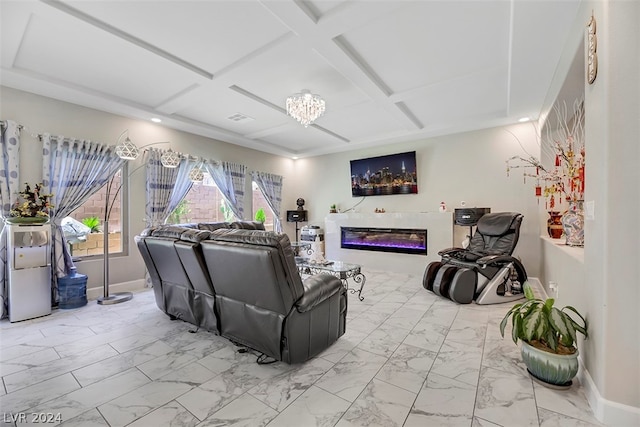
[423,212,527,304]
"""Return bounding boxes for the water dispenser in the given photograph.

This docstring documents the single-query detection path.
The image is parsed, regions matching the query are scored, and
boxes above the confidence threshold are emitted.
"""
[7,223,52,322]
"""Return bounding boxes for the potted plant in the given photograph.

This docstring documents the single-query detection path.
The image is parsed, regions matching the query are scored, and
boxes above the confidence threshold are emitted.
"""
[7,183,54,224]
[329,204,337,213]
[254,207,266,224]
[499,282,588,387]
[81,216,101,233]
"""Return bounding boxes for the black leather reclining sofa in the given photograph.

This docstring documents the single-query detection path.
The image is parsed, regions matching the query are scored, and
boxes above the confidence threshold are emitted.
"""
[135,221,347,364]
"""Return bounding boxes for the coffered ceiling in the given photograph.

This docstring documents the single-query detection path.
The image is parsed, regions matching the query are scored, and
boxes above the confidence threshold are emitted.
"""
[1,0,581,158]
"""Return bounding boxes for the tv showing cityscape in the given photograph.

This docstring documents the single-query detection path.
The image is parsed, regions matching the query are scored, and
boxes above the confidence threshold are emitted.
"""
[350,151,418,197]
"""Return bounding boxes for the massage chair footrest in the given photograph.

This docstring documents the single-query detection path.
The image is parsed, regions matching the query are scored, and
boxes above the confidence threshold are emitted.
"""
[423,261,476,304]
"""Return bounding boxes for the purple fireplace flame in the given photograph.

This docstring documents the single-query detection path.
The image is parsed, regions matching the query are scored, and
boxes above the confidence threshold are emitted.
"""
[341,227,427,255]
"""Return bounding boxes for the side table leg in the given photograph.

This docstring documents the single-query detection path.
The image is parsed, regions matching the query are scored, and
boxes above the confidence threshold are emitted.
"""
[351,273,366,301]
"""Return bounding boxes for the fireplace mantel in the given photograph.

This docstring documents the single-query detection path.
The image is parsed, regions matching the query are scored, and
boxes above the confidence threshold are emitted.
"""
[324,212,453,276]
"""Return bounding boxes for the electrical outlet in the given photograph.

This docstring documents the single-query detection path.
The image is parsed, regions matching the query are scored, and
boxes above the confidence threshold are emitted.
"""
[548,281,558,298]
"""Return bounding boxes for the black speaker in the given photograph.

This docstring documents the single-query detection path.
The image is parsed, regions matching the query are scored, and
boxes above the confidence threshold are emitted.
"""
[454,208,491,226]
[287,210,307,222]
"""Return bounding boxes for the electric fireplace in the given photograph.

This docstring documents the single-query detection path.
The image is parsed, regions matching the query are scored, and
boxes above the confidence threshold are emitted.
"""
[340,226,427,255]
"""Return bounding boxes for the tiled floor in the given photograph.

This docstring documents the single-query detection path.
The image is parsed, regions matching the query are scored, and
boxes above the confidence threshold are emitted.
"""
[1,270,603,426]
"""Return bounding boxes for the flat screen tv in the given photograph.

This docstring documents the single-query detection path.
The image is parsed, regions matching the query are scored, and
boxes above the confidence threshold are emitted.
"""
[350,151,418,197]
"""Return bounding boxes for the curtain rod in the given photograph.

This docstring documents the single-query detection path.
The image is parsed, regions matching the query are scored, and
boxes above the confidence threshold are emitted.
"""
[0,120,24,131]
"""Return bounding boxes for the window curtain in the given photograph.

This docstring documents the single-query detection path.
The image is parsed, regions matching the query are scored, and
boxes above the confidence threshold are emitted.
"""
[144,148,195,227]
[251,171,283,232]
[42,135,126,285]
[0,120,21,319]
[204,160,246,220]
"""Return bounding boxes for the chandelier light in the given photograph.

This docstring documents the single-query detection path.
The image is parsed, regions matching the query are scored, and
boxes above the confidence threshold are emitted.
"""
[286,89,326,127]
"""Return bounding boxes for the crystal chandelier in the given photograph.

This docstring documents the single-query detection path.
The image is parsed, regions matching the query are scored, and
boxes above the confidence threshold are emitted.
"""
[286,89,325,127]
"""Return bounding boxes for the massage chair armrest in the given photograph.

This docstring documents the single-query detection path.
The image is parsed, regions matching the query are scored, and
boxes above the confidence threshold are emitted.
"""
[476,254,517,267]
[438,247,466,257]
[296,274,344,313]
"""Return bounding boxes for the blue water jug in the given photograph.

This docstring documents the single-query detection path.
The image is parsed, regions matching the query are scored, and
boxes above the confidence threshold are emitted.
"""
[58,267,88,309]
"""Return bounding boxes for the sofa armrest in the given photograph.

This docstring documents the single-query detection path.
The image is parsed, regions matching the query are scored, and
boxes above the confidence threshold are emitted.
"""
[296,274,343,313]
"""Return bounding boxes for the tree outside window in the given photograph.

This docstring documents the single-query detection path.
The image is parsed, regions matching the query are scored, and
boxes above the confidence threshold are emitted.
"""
[252,181,275,230]
[173,172,237,224]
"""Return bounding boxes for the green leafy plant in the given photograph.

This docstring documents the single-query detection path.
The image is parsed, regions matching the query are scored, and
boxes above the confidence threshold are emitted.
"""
[168,199,191,224]
[254,207,266,223]
[499,282,588,354]
[81,216,101,233]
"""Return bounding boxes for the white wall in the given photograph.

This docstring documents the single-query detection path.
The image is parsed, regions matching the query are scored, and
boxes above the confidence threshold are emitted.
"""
[0,86,298,291]
[292,123,543,278]
[539,0,640,423]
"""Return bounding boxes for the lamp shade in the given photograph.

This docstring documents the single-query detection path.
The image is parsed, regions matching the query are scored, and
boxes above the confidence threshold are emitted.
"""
[189,164,204,182]
[160,149,181,168]
[115,131,139,160]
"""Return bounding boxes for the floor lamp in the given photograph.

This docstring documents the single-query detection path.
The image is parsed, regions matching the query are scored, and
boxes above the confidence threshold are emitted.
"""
[97,172,133,305]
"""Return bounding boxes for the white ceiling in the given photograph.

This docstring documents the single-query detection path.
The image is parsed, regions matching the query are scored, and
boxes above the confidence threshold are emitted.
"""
[1,0,581,158]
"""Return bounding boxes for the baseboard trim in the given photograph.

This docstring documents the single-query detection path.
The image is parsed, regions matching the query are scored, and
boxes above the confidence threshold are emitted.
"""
[87,279,146,301]
[578,362,640,426]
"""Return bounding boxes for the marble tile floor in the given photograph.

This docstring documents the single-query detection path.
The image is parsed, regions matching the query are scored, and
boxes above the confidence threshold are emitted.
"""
[0,270,604,427]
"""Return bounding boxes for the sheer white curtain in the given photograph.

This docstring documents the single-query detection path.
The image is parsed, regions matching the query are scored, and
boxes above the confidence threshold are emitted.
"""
[251,171,283,232]
[205,160,247,220]
[144,149,196,227]
[42,135,125,284]
[0,120,21,319]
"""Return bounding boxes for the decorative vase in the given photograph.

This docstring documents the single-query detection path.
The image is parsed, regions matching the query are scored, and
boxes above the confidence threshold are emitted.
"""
[561,200,584,247]
[5,216,49,224]
[546,211,563,239]
[521,341,579,387]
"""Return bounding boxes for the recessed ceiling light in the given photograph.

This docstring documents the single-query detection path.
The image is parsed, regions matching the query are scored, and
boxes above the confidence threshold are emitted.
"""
[151,118,162,123]
[518,117,530,123]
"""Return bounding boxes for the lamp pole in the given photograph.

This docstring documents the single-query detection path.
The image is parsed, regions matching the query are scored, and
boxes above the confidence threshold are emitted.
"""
[97,172,132,305]
[96,139,176,305]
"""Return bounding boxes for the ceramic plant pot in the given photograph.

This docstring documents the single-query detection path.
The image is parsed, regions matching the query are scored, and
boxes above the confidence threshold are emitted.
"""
[521,341,579,387]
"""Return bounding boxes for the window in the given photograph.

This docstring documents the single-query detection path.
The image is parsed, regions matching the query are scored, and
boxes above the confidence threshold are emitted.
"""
[171,172,237,224]
[252,181,275,230]
[68,168,124,257]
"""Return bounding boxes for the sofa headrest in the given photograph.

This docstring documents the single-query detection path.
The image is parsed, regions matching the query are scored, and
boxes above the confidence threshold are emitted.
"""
[179,228,213,243]
[477,212,522,236]
[210,228,288,248]
[197,222,231,231]
[229,221,266,230]
[139,227,157,237]
[148,225,211,242]
[150,225,189,239]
